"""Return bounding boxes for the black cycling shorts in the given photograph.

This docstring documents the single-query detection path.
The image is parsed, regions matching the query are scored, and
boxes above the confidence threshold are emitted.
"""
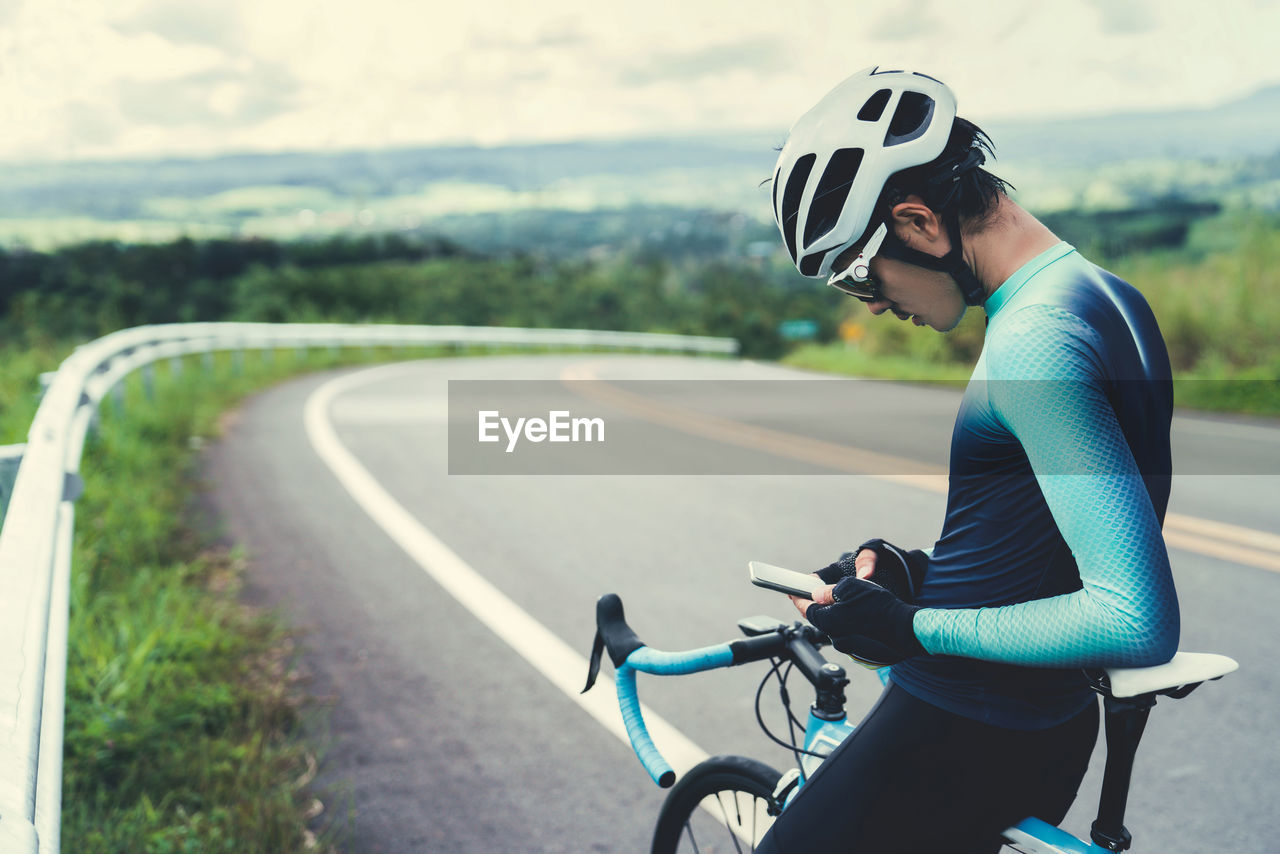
[756,680,1099,854]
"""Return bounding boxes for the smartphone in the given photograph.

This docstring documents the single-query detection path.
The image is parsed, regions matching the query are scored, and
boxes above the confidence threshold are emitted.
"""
[748,560,826,600]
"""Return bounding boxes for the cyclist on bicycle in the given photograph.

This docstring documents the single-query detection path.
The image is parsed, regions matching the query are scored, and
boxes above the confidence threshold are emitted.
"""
[760,67,1179,853]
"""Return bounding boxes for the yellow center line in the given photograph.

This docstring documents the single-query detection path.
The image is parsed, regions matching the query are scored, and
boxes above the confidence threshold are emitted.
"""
[1162,528,1280,573]
[1163,512,1280,554]
[560,362,1280,575]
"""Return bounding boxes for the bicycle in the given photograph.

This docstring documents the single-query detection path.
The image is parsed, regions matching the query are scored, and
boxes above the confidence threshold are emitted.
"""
[582,592,1238,853]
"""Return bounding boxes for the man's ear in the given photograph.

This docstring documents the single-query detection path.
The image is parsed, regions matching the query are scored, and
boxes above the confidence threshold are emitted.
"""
[889,196,946,250]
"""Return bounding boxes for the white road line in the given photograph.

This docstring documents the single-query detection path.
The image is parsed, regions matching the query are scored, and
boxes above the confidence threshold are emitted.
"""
[328,395,450,424]
[302,363,711,786]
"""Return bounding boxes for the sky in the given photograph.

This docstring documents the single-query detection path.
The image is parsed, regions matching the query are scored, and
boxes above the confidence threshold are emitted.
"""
[1,0,1279,163]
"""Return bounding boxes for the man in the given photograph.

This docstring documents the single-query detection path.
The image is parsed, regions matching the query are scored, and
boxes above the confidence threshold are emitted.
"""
[757,67,1179,852]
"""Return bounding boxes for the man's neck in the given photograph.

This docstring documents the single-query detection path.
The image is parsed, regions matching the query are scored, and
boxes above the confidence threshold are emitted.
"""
[963,196,1061,303]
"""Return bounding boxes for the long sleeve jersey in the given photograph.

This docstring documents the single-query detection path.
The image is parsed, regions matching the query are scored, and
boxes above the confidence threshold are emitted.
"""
[890,242,1180,729]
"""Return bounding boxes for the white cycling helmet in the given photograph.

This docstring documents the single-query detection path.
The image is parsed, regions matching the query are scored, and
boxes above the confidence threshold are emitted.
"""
[772,66,959,279]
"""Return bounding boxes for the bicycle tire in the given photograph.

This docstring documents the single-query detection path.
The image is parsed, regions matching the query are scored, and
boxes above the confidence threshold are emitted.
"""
[651,755,783,854]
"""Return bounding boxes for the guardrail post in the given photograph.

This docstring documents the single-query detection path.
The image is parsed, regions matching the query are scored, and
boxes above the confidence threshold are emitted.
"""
[141,363,155,400]
[203,351,215,373]
[169,356,184,381]
[232,347,244,376]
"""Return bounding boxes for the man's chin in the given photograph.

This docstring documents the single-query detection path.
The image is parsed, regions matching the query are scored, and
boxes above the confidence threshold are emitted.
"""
[935,307,967,332]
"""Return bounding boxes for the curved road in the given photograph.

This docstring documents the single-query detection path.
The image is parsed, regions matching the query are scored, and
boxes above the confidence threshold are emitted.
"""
[204,354,1280,852]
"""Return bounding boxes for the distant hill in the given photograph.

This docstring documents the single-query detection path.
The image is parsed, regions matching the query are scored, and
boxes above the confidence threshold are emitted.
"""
[985,84,1280,164]
[0,85,1276,246]
[0,136,780,219]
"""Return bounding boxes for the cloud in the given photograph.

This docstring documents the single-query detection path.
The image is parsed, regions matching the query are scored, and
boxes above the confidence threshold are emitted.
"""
[617,37,788,87]
[6,0,1280,162]
[110,0,242,51]
[532,24,586,49]
[1082,0,1156,35]
[115,62,301,128]
[469,20,587,51]
[64,100,123,148]
[868,1,942,41]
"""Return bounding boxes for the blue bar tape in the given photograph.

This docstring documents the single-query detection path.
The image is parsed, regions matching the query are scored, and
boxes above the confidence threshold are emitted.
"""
[626,643,735,675]
[615,664,676,788]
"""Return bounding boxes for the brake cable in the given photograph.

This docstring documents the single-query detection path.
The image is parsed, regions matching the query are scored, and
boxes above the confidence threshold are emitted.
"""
[754,657,827,762]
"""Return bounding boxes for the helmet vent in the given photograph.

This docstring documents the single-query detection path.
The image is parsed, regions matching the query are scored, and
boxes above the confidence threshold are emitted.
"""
[802,147,864,247]
[857,89,891,122]
[799,250,827,277]
[781,153,816,262]
[884,91,936,147]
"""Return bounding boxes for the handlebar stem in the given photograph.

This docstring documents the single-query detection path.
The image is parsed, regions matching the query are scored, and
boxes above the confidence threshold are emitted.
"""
[813,662,850,720]
[786,630,848,719]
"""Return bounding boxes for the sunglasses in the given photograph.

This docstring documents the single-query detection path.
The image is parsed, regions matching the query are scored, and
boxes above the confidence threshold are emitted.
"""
[826,222,887,302]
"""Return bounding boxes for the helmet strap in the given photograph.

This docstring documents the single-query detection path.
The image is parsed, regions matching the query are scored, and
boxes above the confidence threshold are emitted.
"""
[878,209,986,306]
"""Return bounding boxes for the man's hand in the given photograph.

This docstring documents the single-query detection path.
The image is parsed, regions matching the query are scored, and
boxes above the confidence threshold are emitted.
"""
[788,585,832,619]
[784,540,930,665]
[804,575,926,666]
[803,578,926,665]
[787,550,876,619]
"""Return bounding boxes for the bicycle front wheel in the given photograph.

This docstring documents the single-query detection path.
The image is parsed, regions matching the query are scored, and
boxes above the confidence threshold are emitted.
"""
[651,755,783,854]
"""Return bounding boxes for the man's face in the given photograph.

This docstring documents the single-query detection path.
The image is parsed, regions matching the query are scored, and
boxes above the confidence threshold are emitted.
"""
[830,231,967,332]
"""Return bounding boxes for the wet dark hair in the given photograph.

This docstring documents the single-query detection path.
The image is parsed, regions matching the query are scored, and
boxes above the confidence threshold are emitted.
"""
[877,117,1013,232]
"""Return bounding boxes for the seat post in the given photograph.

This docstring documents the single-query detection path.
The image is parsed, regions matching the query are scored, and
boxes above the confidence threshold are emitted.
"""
[1090,693,1155,852]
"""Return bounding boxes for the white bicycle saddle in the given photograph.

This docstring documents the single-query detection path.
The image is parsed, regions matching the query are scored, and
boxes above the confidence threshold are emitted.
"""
[1103,651,1238,698]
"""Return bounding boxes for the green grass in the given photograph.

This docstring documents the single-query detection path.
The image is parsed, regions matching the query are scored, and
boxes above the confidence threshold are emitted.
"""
[1172,369,1280,416]
[0,340,63,443]
[0,342,59,522]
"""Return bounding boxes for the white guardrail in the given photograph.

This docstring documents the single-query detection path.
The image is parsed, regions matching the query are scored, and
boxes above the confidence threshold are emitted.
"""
[0,322,738,852]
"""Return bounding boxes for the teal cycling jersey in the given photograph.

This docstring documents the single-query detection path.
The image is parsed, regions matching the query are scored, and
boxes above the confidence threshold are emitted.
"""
[891,242,1179,729]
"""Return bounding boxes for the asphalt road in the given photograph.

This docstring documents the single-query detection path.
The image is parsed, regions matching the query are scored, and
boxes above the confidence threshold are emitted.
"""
[203,354,1280,852]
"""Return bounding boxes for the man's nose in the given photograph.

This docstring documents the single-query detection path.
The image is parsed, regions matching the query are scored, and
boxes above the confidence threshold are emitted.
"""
[865,298,894,315]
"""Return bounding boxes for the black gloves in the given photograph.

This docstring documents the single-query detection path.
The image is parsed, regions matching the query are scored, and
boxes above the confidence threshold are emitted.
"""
[806,576,925,666]
[806,539,930,667]
[813,539,927,599]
